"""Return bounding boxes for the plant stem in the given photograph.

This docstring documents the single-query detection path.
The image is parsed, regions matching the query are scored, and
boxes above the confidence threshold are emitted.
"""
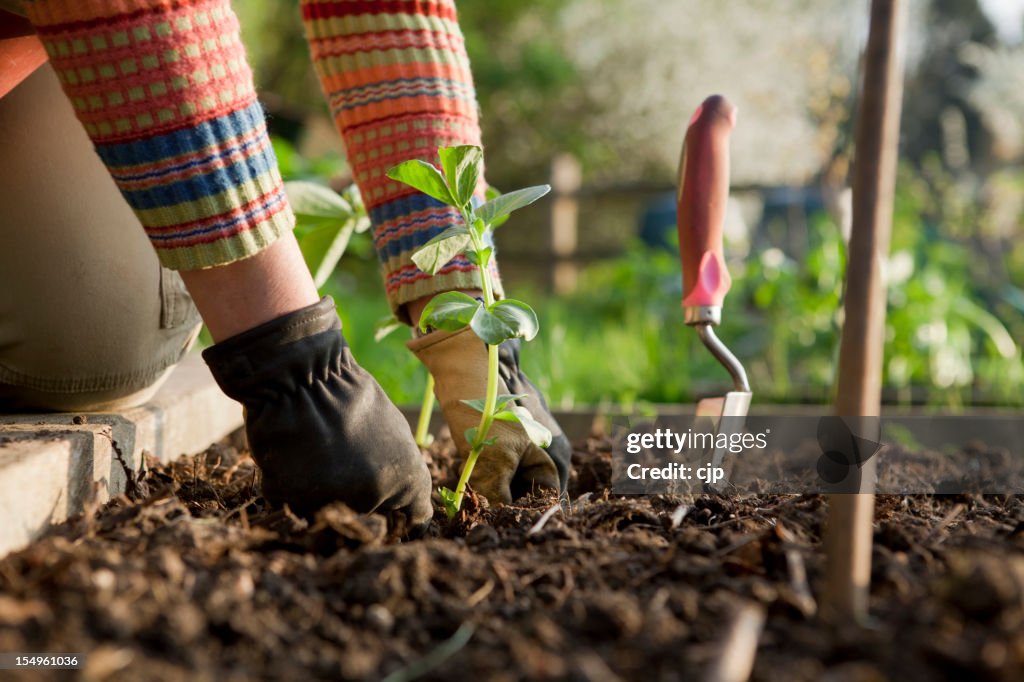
[452,342,499,510]
[415,373,435,447]
[452,211,501,511]
[452,448,479,510]
[477,253,495,308]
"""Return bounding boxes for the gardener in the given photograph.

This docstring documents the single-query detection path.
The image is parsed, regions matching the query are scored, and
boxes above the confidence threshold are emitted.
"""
[0,0,571,535]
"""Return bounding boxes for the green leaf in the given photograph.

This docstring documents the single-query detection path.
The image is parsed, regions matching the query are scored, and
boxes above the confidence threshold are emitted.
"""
[420,291,482,333]
[466,246,493,267]
[495,393,527,410]
[438,145,483,208]
[460,393,527,413]
[291,214,329,240]
[285,181,354,220]
[476,185,551,227]
[464,427,498,448]
[954,297,1018,358]
[469,306,518,345]
[386,159,456,206]
[484,186,508,228]
[373,315,403,342]
[490,299,540,341]
[429,225,471,242]
[494,406,553,448]
[411,227,472,275]
[471,217,487,240]
[297,219,357,289]
[438,486,459,518]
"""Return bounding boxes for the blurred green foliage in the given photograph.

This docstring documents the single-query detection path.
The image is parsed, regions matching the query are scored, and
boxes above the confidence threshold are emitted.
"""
[237,0,1024,409]
[456,1,586,184]
[518,225,844,409]
[522,180,1022,408]
[884,159,1024,406]
[281,134,1024,408]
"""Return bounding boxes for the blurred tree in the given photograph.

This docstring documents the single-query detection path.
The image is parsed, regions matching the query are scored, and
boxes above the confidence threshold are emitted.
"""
[233,0,583,186]
[556,0,862,185]
[900,0,998,171]
[455,1,583,187]
[898,0,1024,338]
[234,0,864,188]
[961,42,1024,164]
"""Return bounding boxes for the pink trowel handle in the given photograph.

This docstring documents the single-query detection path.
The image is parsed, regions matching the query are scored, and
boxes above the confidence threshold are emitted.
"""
[677,95,736,316]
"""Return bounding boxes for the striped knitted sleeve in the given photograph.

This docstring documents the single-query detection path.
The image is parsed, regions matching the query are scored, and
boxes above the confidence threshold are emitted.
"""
[24,0,294,271]
[300,0,503,320]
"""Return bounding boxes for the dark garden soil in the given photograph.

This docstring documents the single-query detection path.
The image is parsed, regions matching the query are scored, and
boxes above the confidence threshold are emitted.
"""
[1,427,1023,682]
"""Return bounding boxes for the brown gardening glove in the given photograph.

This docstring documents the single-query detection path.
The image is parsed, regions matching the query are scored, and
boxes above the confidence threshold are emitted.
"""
[409,327,571,504]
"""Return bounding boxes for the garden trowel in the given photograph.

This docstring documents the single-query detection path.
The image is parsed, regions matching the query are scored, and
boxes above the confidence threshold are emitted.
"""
[677,95,752,482]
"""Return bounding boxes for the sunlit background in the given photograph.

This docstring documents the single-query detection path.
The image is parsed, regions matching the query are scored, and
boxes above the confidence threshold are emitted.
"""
[233,0,1024,409]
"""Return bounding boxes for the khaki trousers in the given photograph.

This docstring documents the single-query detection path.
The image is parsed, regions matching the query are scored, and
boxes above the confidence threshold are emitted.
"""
[0,65,201,412]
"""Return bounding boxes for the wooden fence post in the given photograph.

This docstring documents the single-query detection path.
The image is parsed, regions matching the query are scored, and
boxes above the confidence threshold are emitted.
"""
[823,0,906,623]
[550,153,582,294]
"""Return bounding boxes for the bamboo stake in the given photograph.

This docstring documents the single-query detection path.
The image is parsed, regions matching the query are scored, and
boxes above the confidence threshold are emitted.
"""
[823,0,906,623]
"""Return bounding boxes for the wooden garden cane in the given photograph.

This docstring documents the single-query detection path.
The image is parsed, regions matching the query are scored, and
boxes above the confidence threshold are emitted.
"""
[823,0,906,623]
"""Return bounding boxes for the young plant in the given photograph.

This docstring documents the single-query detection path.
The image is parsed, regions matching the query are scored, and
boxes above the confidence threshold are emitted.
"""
[386,146,552,516]
[284,181,371,289]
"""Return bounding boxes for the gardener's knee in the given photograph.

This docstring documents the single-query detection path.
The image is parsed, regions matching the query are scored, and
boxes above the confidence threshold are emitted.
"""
[0,64,202,412]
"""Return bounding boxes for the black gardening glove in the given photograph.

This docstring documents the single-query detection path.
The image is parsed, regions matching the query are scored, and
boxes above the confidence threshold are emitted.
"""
[498,337,572,494]
[203,297,432,537]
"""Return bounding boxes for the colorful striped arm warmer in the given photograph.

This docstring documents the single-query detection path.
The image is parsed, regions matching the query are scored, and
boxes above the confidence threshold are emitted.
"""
[301,0,503,319]
[25,0,294,270]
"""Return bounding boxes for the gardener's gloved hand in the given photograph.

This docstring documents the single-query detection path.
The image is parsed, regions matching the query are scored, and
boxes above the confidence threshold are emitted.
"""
[409,327,571,504]
[203,297,433,537]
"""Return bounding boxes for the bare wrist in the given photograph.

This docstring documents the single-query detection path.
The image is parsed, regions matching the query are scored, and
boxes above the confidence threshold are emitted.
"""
[179,232,320,342]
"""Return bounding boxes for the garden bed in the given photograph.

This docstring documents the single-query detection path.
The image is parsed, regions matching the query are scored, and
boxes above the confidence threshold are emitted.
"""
[0,428,1022,681]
